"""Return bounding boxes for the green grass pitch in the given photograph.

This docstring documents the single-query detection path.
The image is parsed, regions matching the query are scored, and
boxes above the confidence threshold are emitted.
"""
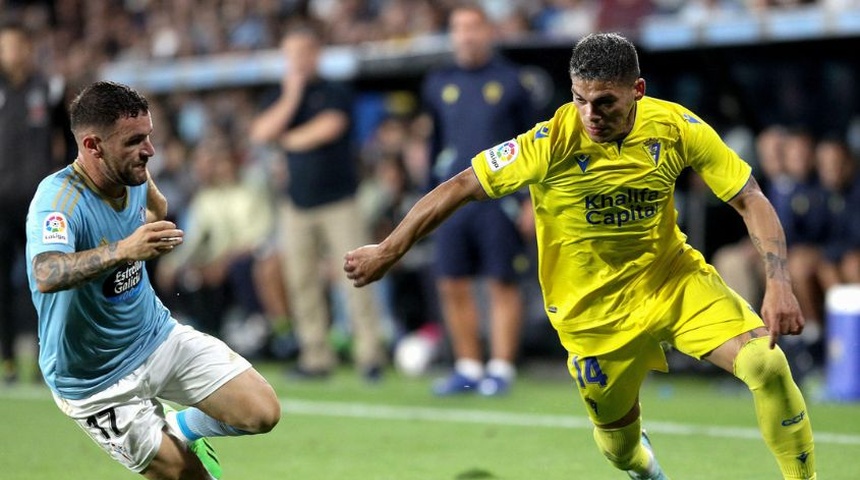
[1,362,858,479]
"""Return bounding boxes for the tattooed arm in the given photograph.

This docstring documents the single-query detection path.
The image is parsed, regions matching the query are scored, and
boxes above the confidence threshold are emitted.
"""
[34,243,127,293]
[727,175,804,348]
[33,220,185,293]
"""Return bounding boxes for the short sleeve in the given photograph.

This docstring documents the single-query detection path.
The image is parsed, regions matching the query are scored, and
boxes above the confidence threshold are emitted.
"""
[471,121,552,198]
[27,187,78,260]
[683,112,752,202]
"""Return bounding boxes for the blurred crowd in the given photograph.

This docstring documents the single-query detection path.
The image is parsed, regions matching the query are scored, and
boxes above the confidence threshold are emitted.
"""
[8,0,857,71]
[2,0,860,379]
[711,126,860,378]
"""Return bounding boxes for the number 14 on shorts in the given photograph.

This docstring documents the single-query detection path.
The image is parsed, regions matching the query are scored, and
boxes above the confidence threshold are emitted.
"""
[572,355,608,388]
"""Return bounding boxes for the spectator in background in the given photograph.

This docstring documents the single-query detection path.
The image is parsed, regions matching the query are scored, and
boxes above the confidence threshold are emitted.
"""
[421,4,536,396]
[773,128,828,332]
[0,21,65,384]
[815,136,860,289]
[155,138,278,341]
[360,144,439,337]
[250,26,385,381]
[712,125,787,311]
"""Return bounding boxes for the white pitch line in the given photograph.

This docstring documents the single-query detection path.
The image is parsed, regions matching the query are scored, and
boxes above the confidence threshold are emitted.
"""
[281,398,860,446]
[3,388,858,446]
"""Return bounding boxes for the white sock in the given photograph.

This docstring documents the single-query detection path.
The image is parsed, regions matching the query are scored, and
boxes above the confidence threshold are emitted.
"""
[165,409,191,443]
[486,359,516,381]
[454,358,484,381]
[166,407,247,442]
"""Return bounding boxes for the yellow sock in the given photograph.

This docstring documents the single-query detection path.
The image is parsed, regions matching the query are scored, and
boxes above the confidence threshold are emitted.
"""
[592,417,652,475]
[734,337,815,480]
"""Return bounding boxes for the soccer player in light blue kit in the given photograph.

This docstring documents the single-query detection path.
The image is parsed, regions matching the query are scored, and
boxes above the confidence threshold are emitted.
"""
[26,81,280,480]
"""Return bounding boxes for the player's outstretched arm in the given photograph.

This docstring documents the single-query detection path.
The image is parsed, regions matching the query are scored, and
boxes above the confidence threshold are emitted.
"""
[33,220,184,293]
[344,167,488,287]
[727,175,804,348]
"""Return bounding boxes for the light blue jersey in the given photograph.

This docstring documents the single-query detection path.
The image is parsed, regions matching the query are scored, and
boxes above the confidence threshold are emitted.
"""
[26,162,175,399]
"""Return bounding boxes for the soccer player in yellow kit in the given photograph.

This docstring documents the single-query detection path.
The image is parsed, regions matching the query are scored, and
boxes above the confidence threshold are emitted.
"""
[344,33,815,480]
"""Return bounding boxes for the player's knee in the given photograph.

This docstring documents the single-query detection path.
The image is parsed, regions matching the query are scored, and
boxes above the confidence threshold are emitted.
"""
[256,398,281,433]
[241,396,281,434]
[733,337,791,391]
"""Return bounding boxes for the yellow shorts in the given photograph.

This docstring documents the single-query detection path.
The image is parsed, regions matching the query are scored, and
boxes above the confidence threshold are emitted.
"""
[558,249,764,425]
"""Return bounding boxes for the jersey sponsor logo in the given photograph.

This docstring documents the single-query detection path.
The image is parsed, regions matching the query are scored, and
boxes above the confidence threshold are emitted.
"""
[103,261,145,303]
[682,113,700,124]
[584,188,660,228]
[482,81,503,105]
[575,154,590,173]
[644,138,662,165]
[42,212,69,244]
[534,124,550,140]
[485,140,519,172]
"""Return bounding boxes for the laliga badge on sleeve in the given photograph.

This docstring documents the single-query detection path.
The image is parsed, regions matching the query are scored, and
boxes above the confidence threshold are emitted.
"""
[42,212,69,244]
[484,139,519,172]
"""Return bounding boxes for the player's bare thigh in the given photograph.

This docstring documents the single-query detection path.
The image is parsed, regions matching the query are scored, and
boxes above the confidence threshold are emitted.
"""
[703,327,770,373]
[193,368,280,434]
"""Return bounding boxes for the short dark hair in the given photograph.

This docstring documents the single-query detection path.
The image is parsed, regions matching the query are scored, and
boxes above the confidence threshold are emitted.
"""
[569,33,640,84]
[0,19,29,37]
[69,81,149,134]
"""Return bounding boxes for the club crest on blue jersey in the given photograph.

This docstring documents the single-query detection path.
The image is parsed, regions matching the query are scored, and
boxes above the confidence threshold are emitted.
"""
[534,124,550,140]
[485,140,519,172]
[575,154,590,173]
[644,138,662,165]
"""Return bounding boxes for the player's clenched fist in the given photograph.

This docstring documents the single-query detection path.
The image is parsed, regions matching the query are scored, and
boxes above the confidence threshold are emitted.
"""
[120,220,184,261]
[343,244,398,288]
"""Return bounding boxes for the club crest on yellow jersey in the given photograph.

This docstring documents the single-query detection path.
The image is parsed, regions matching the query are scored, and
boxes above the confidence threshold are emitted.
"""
[644,138,662,165]
[575,154,590,173]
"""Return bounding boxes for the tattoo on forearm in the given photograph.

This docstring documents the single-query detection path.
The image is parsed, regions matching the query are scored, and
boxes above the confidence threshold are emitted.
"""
[34,243,123,292]
[750,234,763,253]
[749,234,789,281]
[764,252,789,280]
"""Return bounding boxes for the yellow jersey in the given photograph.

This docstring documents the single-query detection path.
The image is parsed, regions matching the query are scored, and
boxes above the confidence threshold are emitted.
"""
[471,96,751,333]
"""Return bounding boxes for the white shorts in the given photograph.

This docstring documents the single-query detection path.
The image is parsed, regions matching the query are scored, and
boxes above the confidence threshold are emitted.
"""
[52,323,252,473]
